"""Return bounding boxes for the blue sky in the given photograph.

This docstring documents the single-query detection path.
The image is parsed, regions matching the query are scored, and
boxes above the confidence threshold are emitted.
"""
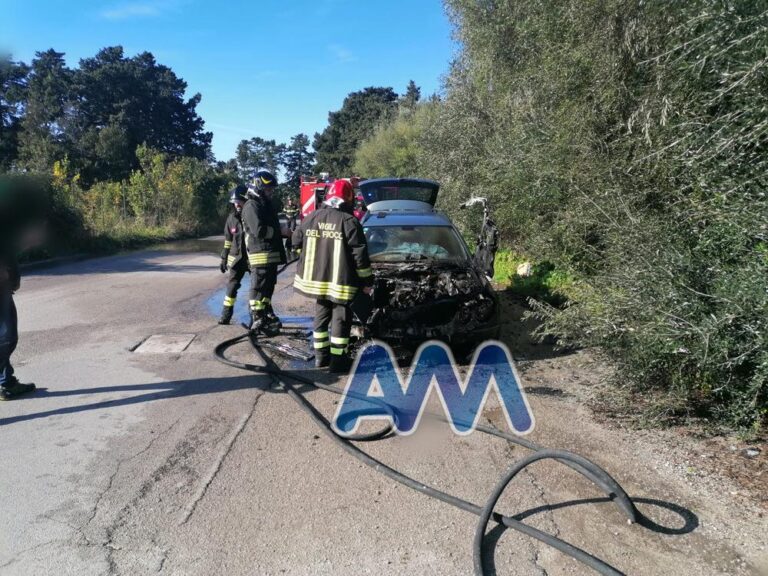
[2,0,456,161]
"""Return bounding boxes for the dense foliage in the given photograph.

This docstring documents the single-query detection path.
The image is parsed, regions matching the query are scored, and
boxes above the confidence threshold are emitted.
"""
[233,132,315,201]
[313,87,400,175]
[5,47,212,182]
[0,46,228,253]
[354,0,767,430]
[353,103,432,178]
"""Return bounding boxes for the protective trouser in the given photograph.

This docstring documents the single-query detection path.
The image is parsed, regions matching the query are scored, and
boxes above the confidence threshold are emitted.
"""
[0,292,18,388]
[313,299,352,360]
[285,216,297,252]
[222,259,249,309]
[249,264,278,314]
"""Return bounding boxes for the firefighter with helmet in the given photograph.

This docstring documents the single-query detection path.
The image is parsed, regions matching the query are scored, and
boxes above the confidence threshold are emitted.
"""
[217,184,249,325]
[243,169,286,335]
[284,197,299,222]
[283,197,300,257]
[292,179,373,373]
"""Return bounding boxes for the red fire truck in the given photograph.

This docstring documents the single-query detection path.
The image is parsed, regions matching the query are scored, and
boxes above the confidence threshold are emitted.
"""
[299,174,365,220]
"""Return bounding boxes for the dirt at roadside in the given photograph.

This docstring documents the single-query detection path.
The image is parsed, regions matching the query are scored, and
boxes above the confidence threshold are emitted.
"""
[496,289,767,512]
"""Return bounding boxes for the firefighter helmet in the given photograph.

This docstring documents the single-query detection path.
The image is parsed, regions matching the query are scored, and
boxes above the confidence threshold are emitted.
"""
[229,184,248,204]
[251,169,278,194]
[325,179,354,205]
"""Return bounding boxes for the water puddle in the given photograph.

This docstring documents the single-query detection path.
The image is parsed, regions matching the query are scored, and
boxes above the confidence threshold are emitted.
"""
[205,284,314,328]
[150,236,223,254]
[204,258,315,369]
[206,285,253,326]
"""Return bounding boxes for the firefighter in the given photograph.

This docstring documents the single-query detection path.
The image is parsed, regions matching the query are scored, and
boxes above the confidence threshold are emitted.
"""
[284,197,299,223]
[292,179,373,372]
[283,197,299,257]
[217,184,249,325]
[243,169,286,336]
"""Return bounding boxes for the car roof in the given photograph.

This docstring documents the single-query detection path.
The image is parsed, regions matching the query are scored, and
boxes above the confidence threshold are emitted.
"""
[362,177,439,188]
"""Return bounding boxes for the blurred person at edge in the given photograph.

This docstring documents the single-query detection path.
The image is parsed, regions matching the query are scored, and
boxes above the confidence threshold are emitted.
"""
[0,176,46,400]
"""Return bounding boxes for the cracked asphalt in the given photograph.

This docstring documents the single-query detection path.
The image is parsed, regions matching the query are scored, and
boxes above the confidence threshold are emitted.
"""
[1,241,765,575]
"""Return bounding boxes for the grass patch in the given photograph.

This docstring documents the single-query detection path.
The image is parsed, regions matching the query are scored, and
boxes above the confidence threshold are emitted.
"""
[493,249,572,305]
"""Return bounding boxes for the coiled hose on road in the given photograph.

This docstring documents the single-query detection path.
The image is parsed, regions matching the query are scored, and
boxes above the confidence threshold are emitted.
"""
[215,330,644,576]
[213,261,640,575]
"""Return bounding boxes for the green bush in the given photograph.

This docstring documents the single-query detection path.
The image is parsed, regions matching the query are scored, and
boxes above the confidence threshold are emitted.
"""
[354,105,435,178]
[407,0,768,431]
[29,146,233,257]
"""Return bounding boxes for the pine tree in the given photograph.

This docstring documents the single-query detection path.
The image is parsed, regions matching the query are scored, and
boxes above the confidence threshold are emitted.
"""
[0,56,29,170]
[18,49,71,172]
[283,133,315,191]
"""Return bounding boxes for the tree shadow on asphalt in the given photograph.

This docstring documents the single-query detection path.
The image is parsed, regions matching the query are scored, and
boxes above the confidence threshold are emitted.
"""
[0,366,338,427]
[23,250,215,278]
[481,495,699,575]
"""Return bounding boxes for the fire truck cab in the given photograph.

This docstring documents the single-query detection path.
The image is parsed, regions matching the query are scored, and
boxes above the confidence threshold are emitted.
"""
[300,174,364,220]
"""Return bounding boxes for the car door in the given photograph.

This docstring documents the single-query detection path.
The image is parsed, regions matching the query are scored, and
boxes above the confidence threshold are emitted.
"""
[474,211,499,278]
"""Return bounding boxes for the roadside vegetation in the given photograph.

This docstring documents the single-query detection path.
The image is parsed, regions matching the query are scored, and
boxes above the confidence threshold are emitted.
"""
[1,47,237,257]
[492,250,572,307]
[349,0,768,433]
[1,46,318,258]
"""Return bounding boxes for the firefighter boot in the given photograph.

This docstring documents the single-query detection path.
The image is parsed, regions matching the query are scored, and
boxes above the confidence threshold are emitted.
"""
[249,309,265,333]
[315,350,330,369]
[250,310,280,337]
[329,354,352,374]
[264,303,283,331]
[0,378,36,401]
[218,305,234,325]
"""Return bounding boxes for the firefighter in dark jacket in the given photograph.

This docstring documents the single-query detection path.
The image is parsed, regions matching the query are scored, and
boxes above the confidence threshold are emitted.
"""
[283,197,299,257]
[292,179,373,372]
[243,169,286,335]
[217,185,249,325]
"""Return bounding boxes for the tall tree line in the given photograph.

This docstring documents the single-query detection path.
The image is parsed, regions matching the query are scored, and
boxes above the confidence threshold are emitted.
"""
[281,82,422,177]
[0,47,212,183]
[232,133,315,197]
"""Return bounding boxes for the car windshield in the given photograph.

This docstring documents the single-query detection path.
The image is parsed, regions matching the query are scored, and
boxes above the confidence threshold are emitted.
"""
[364,225,469,263]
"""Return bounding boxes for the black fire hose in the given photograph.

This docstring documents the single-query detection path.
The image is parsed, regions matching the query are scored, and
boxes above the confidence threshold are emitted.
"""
[213,332,639,576]
[213,258,639,575]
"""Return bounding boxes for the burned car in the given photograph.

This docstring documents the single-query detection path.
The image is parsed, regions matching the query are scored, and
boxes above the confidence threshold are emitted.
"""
[352,178,500,357]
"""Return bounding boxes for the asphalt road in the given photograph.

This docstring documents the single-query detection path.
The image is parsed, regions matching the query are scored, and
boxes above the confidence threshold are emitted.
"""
[1,241,765,575]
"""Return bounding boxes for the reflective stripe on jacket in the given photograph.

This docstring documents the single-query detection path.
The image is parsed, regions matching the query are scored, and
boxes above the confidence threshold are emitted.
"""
[292,204,373,304]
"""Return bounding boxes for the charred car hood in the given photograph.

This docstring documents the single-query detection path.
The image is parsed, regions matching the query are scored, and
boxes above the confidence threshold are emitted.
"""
[372,261,483,305]
[363,261,499,344]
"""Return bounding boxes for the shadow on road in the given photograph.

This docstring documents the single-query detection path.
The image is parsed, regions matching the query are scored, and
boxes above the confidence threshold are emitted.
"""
[23,250,216,278]
[0,366,334,427]
[511,495,699,535]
